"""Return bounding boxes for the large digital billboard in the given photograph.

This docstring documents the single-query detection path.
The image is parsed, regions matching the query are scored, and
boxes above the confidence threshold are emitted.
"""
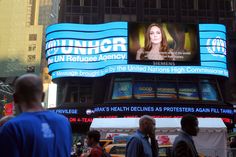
[45,22,228,79]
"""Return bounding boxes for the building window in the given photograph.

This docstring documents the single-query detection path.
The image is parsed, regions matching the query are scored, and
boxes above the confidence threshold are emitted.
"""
[83,15,91,24]
[77,0,98,6]
[233,0,236,11]
[65,86,78,103]
[198,0,211,10]
[27,55,36,62]
[160,0,174,9]
[144,0,158,9]
[84,0,97,6]
[161,0,170,8]
[122,0,136,8]
[115,0,121,7]
[79,85,92,103]
[105,0,119,7]
[66,6,72,12]
[26,66,35,72]
[105,0,129,7]
[105,0,111,7]
[64,83,92,103]
[28,44,36,51]
[72,15,81,23]
[104,14,136,22]
[65,15,71,22]
[29,34,37,41]
[181,0,194,9]
[219,0,232,10]
[72,0,80,6]
[66,0,72,5]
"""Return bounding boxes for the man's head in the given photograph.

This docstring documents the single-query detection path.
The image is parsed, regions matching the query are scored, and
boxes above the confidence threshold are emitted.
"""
[139,115,156,136]
[87,130,100,147]
[181,114,199,136]
[13,74,44,112]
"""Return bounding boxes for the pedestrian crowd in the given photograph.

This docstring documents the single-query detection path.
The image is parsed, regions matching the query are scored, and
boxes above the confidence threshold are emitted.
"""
[0,74,201,157]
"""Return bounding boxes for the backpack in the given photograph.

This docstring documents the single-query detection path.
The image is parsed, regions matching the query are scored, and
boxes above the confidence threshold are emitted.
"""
[102,148,111,157]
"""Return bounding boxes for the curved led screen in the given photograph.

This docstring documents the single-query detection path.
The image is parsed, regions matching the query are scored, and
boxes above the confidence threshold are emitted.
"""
[45,22,228,79]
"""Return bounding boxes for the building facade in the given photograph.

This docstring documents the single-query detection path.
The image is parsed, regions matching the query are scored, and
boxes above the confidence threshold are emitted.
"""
[0,0,44,116]
[48,0,236,133]
[37,0,61,108]
[0,0,43,77]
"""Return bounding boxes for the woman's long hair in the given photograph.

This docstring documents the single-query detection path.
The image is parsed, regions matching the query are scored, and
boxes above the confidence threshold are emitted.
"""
[144,23,169,52]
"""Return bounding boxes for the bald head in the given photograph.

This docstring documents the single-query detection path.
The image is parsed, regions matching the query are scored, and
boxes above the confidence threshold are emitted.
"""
[14,74,43,106]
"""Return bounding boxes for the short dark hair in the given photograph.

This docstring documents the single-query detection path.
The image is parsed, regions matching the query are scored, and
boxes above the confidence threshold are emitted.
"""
[88,130,100,143]
[139,115,155,126]
[181,114,197,128]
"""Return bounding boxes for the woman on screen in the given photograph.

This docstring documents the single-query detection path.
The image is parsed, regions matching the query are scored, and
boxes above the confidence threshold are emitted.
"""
[136,23,174,61]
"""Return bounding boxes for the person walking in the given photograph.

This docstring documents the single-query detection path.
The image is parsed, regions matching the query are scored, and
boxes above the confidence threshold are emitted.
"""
[80,130,110,157]
[0,74,72,157]
[230,137,236,157]
[172,114,199,157]
[126,115,159,157]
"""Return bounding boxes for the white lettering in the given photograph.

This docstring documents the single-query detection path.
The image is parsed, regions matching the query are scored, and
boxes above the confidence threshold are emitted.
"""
[61,40,73,54]
[112,37,127,51]
[54,55,65,62]
[74,40,87,54]
[88,41,100,54]
[47,37,127,56]
[100,39,112,52]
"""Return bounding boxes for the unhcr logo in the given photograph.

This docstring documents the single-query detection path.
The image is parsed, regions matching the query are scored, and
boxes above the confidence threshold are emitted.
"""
[206,36,226,57]
[46,39,60,56]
